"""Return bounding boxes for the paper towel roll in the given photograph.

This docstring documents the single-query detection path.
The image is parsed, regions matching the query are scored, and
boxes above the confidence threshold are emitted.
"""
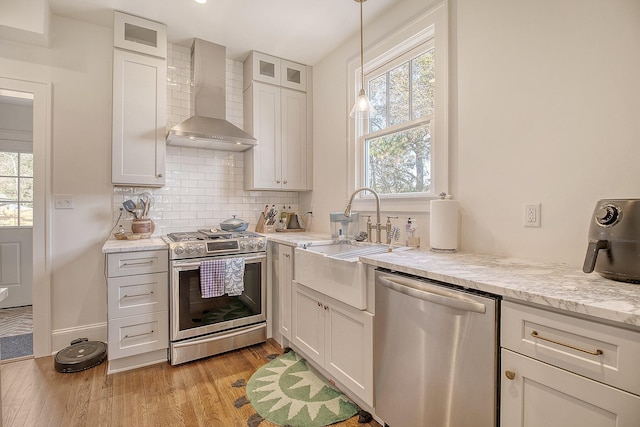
[430,199,459,251]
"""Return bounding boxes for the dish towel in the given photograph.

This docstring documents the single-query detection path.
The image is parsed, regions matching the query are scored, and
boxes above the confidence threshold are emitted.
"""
[224,257,245,296]
[200,259,226,298]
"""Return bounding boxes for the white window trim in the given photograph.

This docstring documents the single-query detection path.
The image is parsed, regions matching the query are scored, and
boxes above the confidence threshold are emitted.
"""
[346,2,448,213]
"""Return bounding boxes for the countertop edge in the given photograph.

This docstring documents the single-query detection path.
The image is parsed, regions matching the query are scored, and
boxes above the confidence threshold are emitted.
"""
[360,251,640,330]
[102,237,168,253]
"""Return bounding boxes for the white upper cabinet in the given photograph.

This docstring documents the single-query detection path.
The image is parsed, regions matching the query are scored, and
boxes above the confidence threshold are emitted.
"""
[113,11,167,59]
[112,12,167,187]
[244,51,307,93]
[112,49,166,186]
[244,82,309,191]
[280,59,307,91]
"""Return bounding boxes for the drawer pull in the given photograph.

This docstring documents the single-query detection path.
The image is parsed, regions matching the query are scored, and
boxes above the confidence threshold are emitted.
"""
[122,291,154,299]
[530,330,603,356]
[121,260,154,267]
[123,330,155,340]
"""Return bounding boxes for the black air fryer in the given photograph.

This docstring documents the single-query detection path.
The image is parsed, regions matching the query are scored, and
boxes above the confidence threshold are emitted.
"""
[583,199,640,283]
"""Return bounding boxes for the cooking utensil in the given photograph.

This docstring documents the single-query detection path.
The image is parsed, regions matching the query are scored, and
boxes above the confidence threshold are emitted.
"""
[583,199,640,283]
[137,192,154,218]
[123,199,137,219]
[220,215,249,231]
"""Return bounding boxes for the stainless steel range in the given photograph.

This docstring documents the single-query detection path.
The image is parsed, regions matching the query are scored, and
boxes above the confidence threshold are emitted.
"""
[164,229,267,365]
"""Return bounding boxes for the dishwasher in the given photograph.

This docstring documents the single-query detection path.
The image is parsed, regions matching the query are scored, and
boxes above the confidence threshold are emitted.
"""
[374,269,499,427]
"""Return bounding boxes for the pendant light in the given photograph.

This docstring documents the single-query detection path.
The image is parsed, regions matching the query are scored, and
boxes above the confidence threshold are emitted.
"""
[350,0,371,119]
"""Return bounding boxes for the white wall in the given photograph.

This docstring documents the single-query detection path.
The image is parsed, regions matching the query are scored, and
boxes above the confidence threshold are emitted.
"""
[0,15,113,348]
[309,0,640,266]
[455,0,640,265]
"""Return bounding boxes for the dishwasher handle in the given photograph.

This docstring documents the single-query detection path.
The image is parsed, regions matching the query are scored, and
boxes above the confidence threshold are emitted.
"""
[378,276,487,314]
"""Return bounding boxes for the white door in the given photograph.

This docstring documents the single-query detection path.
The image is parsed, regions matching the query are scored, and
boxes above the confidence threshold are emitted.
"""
[0,77,52,358]
[0,228,32,308]
[0,94,34,309]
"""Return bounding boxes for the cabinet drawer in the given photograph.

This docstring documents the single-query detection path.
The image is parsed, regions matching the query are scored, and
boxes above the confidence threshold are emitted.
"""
[108,272,168,318]
[107,250,168,277]
[108,311,168,360]
[502,301,640,395]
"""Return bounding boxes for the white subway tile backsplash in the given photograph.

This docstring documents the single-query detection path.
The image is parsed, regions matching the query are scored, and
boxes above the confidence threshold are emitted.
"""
[111,43,299,236]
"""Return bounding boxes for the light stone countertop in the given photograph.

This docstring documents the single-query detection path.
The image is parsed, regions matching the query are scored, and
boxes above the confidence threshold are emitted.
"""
[263,232,333,247]
[102,237,168,253]
[360,249,640,329]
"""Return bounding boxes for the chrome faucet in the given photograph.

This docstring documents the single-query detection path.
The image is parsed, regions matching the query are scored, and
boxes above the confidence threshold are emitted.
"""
[344,187,382,243]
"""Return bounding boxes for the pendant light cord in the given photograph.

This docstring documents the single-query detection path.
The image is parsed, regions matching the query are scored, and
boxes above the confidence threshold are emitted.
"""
[359,0,365,94]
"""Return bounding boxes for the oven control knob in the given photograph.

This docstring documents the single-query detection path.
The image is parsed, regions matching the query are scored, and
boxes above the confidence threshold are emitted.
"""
[174,246,185,255]
[185,245,195,254]
[257,239,266,249]
[249,240,257,249]
[196,244,206,253]
[239,241,248,250]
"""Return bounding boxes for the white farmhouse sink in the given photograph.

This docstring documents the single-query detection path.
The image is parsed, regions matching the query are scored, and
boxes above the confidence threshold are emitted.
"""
[294,242,408,309]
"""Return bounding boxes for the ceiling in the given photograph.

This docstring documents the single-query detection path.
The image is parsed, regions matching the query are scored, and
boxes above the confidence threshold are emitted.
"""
[47,0,402,65]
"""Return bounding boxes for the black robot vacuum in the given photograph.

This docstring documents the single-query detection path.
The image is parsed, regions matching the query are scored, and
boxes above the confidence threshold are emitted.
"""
[54,338,107,373]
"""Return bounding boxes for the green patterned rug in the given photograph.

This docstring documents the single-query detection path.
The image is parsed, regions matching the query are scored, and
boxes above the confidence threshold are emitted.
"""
[246,351,359,426]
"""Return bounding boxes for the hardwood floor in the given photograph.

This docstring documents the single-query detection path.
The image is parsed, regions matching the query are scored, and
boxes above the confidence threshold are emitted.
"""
[1,339,381,427]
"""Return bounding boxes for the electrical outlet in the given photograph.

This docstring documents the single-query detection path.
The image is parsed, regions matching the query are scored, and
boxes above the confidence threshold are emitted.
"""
[524,203,541,227]
[55,194,74,209]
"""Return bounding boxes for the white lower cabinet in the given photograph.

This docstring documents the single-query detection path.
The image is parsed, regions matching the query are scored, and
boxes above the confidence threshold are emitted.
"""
[501,349,640,426]
[278,245,293,340]
[106,250,169,374]
[501,301,640,426]
[291,281,373,406]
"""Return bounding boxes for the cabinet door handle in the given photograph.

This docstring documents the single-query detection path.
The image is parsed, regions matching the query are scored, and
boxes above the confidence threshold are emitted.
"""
[317,301,322,307]
[123,330,154,340]
[284,253,290,258]
[276,180,281,184]
[283,180,288,184]
[323,305,328,310]
[157,173,163,178]
[530,330,604,356]
[505,370,516,380]
[122,291,154,299]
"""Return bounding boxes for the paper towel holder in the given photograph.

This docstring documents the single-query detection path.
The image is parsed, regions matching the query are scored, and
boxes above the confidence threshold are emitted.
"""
[429,192,459,253]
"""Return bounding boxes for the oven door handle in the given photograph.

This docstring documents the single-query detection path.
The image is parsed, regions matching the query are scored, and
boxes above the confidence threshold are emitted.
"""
[171,254,266,269]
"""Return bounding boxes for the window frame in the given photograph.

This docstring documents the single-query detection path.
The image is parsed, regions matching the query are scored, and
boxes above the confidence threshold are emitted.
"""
[347,2,448,213]
[0,151,34,227]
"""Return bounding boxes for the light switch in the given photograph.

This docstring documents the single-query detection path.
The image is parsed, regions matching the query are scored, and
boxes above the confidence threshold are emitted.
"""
[55,194,74,209]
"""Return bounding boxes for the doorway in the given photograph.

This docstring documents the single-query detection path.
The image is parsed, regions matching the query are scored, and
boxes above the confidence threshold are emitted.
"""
[0,77,51,359]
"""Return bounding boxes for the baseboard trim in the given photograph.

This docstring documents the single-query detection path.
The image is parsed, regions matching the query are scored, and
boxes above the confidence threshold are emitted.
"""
[51,322,107,354]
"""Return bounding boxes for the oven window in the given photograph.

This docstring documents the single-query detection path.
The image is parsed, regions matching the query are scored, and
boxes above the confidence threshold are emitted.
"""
[177,261,262,332]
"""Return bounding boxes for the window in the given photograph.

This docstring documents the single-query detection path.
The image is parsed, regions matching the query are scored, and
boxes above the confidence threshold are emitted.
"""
[365,45,435,195]
[348,3,448,211]
[0,152,34,226]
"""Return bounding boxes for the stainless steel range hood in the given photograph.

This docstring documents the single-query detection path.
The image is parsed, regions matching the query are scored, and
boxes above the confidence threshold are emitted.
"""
[166,39,257,151]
